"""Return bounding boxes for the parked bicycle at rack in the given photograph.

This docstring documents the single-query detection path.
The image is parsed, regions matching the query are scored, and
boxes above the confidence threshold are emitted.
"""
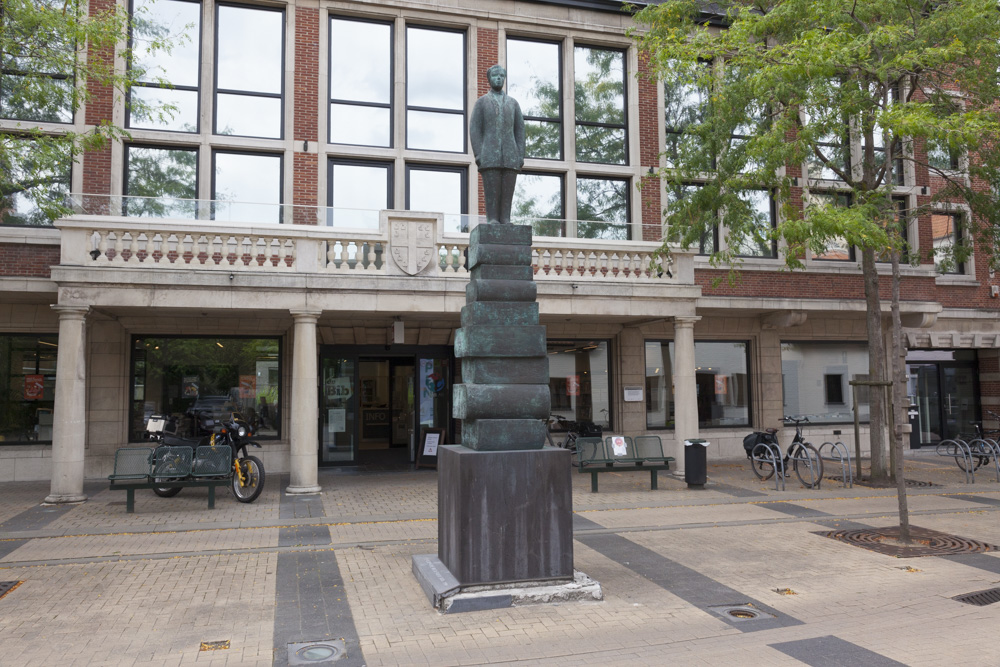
[743,416,824,489]
[546,415,602,454]
[936,410,1000,482]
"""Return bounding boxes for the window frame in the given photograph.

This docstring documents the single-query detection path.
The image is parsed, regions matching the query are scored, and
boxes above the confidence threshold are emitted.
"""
[0,332,59,445]
[931,210,966,275]
[780,340,870,425]
[404,24,467,154]
[327,157,394,228]
[506,35,563,161]
[732,188,777,259]
[546,338,613,432]
[123,142,200,217]
[575,174,631,240]
[573,44,629,166]
[808,190,855,262]
[404,162,468,230]
[210,149,284,223]
[512,170,565,237]
[328,15,394,148]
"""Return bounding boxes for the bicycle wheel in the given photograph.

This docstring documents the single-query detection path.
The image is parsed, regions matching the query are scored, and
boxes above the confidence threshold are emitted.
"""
[750,443,776,481]
[962,440,991,471]
[791,443,824,488]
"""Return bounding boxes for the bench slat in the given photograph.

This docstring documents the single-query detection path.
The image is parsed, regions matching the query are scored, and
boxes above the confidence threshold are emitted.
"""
[108,447,154,481]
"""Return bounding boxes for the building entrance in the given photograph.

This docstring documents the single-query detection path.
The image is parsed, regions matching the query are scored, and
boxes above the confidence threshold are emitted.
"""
[318,345,453,465]
[906,349,979,448]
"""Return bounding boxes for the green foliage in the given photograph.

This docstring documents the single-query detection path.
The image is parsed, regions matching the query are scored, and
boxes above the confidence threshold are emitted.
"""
[632,0,1000,272]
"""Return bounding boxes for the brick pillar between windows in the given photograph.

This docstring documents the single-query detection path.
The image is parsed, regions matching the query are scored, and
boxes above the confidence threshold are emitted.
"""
[292,7,320,225]
[475,27,499,219]
[637,52,661,242]
[81,0,116,210]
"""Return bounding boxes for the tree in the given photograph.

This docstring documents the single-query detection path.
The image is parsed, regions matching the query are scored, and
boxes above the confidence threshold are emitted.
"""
[1,0,177,224]
[633,0,1000,538]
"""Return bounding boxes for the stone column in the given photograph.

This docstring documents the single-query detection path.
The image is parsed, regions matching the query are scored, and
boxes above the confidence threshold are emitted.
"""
[45,305,89,504]
[286,309,322,494]
[672,315,701,475]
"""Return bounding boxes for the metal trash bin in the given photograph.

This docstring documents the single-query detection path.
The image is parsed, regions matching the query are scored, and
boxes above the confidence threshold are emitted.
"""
[684,439,709,488]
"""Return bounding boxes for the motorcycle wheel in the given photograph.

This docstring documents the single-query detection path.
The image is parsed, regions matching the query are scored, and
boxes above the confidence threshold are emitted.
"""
[231,455,265,503]
[152,482,182,498]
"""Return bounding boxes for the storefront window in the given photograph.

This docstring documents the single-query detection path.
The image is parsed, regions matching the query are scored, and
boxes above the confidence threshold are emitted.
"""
[547,339,611,430]
[0,335,57,444]
[645,340,750,428]
[130,337,280,441]
[780,341,869,423]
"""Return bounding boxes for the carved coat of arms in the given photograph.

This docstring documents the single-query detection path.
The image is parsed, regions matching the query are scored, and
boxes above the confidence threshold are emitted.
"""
[390,220,435,275]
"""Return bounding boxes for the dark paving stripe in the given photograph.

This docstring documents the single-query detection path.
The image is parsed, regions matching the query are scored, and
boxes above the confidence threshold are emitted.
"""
[279,524,332,548]
[573,514,603,531]
[577,532,801,632]
[272,550,363,667]
[940,553,1000,575]
[0,481,105,532]
[942,494,1000,508]
[0,539,28,560]
[770,635,907,666]
[757,502,831,519]
[279,474,326,520]
[710,483,768,498]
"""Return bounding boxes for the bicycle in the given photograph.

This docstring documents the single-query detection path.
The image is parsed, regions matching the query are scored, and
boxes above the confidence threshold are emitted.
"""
[745,416,824,488]
[546,415,580,453]
[953,410,1000,473]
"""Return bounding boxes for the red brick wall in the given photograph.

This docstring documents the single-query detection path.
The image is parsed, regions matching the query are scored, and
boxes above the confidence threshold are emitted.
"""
[475,27,499,219]
[0,244,60,278]
[637,52,661,242]
[81,0,116,199]
[292,7,320,223]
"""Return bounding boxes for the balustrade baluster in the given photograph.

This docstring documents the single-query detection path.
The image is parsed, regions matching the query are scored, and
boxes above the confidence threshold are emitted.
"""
[96,232,109,263]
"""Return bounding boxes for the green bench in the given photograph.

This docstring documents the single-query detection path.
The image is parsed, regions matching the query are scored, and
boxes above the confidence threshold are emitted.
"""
[108,445,233,513]
[574,435,675,492]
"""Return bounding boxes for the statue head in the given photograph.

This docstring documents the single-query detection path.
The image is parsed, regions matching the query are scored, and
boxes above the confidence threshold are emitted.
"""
[487,65,506,92]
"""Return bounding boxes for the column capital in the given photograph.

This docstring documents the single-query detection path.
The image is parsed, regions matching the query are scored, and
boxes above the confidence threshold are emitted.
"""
[289,308,322,323]
[51,304,90,320]
[673,315,701,328]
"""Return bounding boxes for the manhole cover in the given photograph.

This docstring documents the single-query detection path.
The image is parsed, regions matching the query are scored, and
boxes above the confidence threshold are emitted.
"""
[821,526,998,558]
[287,640,346,665]
[953,587,1000,606]
[707,604,774,623]
[0,581,23,600]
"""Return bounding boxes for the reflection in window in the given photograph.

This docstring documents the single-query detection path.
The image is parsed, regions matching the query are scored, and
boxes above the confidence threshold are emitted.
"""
[0,0,74,123]
[513,172,563,236]
[732,189,775,257]
[129,0,200,132]
[664,62,708,168]
[645,340,750,429]
[330,18,391,147]
[666,183,714,254]
[927,138,961,171]
[577,177,629,240]
[932,211,964,274]
[548,340,611,430]
[125,145,198,218]
[213,152,282,223]
[328,160,391,229]
[780,341,869,423]
[407,166,466,232]
[808,191,853,261]
[507,38,561,160]
[0,334,58,444]
[0,137,71,226]
[803,87,848,181]
[215,4,283,138]
[574,46,626,165]
[406,27,465,152]
[129,336,280,442]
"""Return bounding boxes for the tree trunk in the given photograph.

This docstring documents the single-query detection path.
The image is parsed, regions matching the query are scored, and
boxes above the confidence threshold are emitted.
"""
[860,247,890,482]
[890,249,911,543]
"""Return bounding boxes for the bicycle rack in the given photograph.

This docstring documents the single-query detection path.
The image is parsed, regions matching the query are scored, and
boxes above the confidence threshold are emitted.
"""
[967,438,1000,483]
[818,441,853,488]
[752,442,785,491]
[937,439,975,484]
[787,443,821,490]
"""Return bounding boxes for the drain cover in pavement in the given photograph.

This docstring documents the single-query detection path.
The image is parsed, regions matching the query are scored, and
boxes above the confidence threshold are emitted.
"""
[820,525,998,558]
[287,640,346,665]
[953,587,1000,607]
[0,581,23,600]
[707,604,775,622]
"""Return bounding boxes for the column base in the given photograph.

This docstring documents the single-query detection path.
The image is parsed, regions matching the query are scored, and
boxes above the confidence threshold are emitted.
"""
[285,485,322,495]
[43,493,87,504]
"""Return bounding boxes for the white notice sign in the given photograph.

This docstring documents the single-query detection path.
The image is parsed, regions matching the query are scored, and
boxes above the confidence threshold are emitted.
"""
[423,432,440,456]
[328,409,346,433]
[611,436,628,456]
[623,386,644,402]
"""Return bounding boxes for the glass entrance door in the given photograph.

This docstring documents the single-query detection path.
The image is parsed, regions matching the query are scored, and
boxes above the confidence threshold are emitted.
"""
[320,357,355,463]
[906,350,979,448]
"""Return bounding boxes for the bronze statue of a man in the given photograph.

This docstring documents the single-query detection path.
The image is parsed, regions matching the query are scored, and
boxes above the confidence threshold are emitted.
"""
[470,64,525,225]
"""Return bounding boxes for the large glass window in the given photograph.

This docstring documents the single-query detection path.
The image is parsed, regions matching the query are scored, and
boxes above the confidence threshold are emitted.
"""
[513,172,563,236]
[574,46,626,165]
[130,336,280,442]
[645,340,750,429]
[406,27,465,153]
[507,38,561,160]
[664,62,708,169]
[780,341,870,423]
[213,151,282,224]
[328,160,392,229]
[406,165,466,233]
[215,4,283,138]
[932,211,965,274]
[548,339,611,430]
[329,17,392,147]
[125,145,198,218]
[808,191,853,261]
[666,182,714,254]
[129,0,200,132]
[1,137,71,226]
[0,334,57,444]
[577,177,629,240]
[732,189,776,257]
[0,0,74,123]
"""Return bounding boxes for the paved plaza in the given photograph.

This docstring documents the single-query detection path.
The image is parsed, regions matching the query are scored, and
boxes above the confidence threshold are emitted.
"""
[1,450,999,666]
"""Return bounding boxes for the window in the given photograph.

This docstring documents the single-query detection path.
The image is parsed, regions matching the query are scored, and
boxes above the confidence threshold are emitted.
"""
[507,38,561,160]
[406,165,466,233]
[808,191,853,261]
[212,152,282,224]
[129,0,200,132]
[927,138,961,171]
[406,27,465,152]
[1,137,71,226]
[329,17,392,147]
[328,160,392,229]
[663,62,708,169]
[803,85,848,181]
[547,340,611,430]
[577,177,629,240]
[645,340,750,429]
[876,196,910,264]
[512,172,564,236]
[666,183,715,254]
[215,4,283,138]
[0,334,58,444]
[125,145,198,218]
[932,211,964,274]
[574,46,626,165]
[780,342,869,423]
[0,0,74,123]
[129,336,280,442]
[732,189,776,257]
